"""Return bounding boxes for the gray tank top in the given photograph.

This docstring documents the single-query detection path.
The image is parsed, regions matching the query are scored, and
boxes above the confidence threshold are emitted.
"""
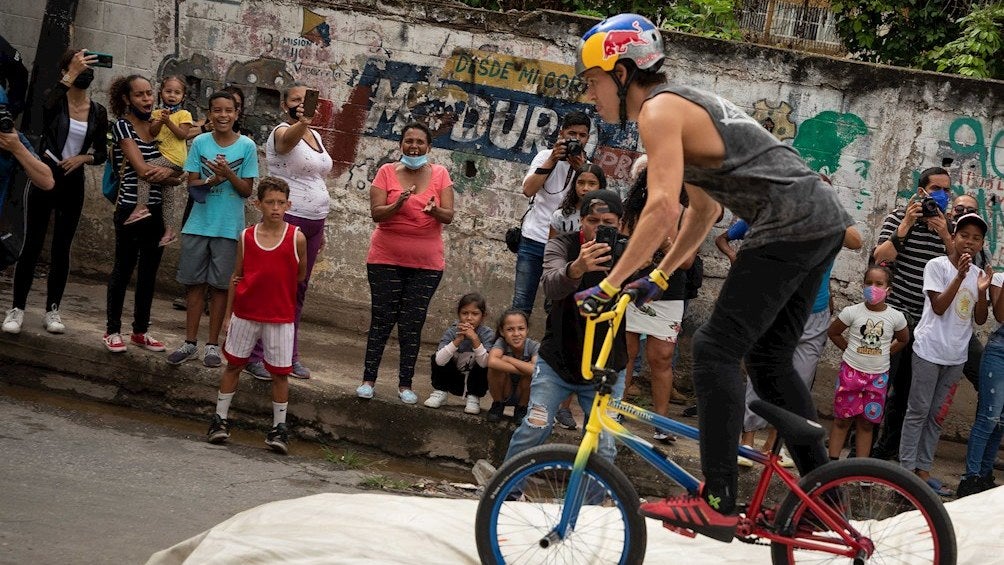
[646,84,852,249]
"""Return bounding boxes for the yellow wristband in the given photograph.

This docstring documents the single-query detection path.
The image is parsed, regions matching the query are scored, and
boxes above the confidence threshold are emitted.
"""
[649,268,670,290]
[598,278,620,296]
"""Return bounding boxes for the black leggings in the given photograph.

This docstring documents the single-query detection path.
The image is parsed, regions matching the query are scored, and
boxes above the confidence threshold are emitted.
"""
[692,233,842,513]
[12,169,85,311]
[363,264,442,387]
[106,207,164,335]
[431,355,489,397]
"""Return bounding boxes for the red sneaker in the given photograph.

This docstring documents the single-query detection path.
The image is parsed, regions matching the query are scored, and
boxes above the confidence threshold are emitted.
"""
[131,332,166,352]
[103,333,127,353]
[639,489,738,542]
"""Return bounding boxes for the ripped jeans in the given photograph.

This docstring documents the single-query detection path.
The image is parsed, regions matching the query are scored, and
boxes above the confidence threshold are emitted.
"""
[503,357,625,464]
[963,334,1004,479]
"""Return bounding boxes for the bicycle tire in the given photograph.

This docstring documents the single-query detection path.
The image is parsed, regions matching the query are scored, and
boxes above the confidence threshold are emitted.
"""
[475,444,647,564]
[770,457,956,565]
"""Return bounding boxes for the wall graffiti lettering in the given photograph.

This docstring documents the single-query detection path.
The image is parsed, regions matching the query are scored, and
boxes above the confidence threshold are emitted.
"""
[350,58,641,187]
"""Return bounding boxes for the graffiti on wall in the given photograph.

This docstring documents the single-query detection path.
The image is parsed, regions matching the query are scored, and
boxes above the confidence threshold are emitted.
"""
[792,111,869,176]
[751,100,797,141]
[346,50,642,187]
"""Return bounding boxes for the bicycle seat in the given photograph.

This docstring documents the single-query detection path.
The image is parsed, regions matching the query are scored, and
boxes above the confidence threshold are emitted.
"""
[749,400,826,443]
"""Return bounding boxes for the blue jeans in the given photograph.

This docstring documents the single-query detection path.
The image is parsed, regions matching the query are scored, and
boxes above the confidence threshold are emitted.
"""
[964,335,1004,478]
[512,237,546,316]
[504,357,625,464]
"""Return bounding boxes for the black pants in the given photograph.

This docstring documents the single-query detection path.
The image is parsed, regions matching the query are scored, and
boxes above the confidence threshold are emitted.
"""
[431,355,489,397]
[12,169,85,310]
[692,233,843,513]
[363,263,442,388]
[106,207,164,335]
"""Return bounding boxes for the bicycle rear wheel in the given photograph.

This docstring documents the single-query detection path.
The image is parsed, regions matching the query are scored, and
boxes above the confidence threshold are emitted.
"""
[770,458,956,565]
[475,444,647,565]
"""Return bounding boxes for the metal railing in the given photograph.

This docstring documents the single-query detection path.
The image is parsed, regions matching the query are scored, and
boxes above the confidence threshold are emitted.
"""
[734,0,845,55]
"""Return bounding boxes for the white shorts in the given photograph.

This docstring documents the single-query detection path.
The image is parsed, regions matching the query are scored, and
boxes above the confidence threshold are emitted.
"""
[223,315,295,375]
[625,300,684,342]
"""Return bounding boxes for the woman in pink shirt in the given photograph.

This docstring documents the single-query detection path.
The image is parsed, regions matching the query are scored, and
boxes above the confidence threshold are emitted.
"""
[356,122,455,404]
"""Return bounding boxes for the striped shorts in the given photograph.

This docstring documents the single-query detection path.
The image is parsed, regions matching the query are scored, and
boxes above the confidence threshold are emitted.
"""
[224,314,294,375]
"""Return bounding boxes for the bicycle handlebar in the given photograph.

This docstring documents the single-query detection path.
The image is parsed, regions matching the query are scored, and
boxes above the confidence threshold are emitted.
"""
[580,290,638,381]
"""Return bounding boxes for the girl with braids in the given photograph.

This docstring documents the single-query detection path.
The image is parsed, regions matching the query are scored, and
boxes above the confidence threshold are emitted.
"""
[548,163,606,238]
[621,155,696,444]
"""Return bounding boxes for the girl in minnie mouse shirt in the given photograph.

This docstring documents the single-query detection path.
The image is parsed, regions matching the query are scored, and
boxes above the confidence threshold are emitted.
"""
[826,265,908,459]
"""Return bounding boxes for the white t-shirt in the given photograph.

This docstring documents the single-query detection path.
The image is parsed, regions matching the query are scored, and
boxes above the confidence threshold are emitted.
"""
[913,255,983,365]
[520,149,575,244]
[550,208,580,235]
[266,124,333,220]
[837,302,907,373]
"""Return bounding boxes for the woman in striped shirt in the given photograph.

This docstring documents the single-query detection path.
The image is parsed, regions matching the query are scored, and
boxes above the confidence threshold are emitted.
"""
[103,75,183,354]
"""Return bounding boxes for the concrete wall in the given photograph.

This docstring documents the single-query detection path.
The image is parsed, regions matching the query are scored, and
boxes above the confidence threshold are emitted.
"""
[3,0,1002,359]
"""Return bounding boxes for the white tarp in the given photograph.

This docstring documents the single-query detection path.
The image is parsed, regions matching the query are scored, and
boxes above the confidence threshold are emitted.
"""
[148,488,1002,564]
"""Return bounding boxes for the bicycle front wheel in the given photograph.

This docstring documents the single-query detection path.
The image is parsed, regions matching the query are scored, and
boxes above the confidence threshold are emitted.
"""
[771,458,956,565]
[475,444,647,565]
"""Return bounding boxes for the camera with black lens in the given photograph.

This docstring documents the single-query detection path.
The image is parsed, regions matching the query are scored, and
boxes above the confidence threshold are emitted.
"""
[0,105,14,134]
[594,224,628,267]
[920,196,941,217]
[562,138,584,160]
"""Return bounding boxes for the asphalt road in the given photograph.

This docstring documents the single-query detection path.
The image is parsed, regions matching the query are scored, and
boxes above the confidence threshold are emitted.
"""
[0,383,374,564]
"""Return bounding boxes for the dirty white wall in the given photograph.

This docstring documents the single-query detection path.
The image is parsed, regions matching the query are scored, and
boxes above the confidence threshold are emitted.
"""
[2,0,1002,358]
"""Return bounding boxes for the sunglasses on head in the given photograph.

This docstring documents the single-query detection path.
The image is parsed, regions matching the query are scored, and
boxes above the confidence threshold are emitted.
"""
[585,199,611,215]
[954,205,977,215]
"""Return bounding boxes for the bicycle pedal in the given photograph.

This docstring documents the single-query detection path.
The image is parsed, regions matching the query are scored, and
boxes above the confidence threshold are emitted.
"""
[662,522,697,538]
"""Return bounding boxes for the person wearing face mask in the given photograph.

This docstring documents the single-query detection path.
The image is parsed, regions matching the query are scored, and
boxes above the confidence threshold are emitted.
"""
[826,265,909,460]
[356,121,455,404]
[5,50,106,336]
[241,83,333,381]
[870,166,956,461]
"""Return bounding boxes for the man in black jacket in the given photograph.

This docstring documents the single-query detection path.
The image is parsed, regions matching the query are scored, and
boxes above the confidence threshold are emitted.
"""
[503,190,627,464]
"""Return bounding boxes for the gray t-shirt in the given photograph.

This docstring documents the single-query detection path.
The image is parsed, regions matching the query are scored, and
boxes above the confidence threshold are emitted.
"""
[646,84,852,249]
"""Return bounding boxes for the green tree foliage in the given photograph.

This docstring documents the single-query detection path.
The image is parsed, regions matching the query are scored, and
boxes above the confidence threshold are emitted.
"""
[831,0,1003,79]
[924,3,1004,78]
[456,0,743,41]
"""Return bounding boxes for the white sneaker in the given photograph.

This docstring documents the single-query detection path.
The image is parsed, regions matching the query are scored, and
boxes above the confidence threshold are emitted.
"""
[43,306,65,334]
[424,390,448,408]
[779,447,795,468]
[737,444,755,468]
[3,308,24,334]
[464,395,481,414]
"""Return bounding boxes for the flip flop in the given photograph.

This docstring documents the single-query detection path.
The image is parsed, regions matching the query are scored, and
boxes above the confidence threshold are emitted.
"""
[158,234,178,247]
[123,208,152,225]
[926,477,954,497]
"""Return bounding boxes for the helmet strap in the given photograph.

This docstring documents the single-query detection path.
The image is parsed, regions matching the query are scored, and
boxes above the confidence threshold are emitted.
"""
[609,65,638,130]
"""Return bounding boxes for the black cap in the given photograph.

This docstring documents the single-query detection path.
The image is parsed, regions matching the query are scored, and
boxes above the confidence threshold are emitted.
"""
[955,212,987,236]
[579,189,624,218]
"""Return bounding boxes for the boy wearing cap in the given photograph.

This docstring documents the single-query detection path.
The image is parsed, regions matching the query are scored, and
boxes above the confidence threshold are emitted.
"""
[502,190,627,464]
[899,213,991,493]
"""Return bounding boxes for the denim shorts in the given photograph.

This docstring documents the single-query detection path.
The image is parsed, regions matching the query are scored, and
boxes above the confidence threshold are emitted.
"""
[176,234,237,289]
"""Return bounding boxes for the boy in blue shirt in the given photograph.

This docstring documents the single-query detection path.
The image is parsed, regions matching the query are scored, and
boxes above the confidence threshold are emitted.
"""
[167,91,258,367]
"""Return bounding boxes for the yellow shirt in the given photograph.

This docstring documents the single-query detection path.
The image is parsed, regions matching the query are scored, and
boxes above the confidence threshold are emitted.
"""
[155,109,193,167]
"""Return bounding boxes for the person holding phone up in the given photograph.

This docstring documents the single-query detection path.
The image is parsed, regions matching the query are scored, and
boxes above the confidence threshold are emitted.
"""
[241,83,332,381]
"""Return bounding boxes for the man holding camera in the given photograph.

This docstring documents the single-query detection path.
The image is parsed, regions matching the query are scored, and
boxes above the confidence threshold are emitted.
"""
[503,189,627,464]
[0,86,54,217]
[870,166,956,460]
[511,111,591,316]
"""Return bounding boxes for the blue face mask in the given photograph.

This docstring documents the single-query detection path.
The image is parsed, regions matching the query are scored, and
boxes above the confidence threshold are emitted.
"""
[931,190,950,212]
[401,154,428,170]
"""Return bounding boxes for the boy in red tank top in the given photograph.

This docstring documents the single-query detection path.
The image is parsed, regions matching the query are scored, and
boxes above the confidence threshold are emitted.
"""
[206,177,307,454]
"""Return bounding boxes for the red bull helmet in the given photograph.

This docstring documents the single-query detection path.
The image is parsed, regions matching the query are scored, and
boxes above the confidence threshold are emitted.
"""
[576,14,664,76]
